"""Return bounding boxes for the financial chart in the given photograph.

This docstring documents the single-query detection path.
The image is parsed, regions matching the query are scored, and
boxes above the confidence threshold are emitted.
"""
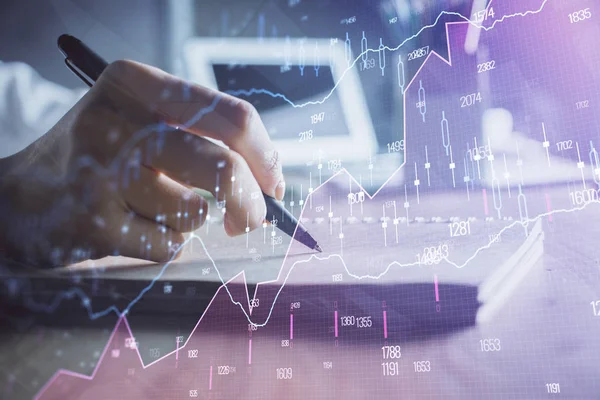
[3,0,600,399]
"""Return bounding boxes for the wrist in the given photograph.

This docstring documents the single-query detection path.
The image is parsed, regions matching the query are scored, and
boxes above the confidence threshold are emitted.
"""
[0,148,55,267]
[0,156,25,264]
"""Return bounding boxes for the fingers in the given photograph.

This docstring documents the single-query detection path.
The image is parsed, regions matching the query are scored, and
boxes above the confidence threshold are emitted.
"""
[121,165,207,232]
[116,212,185,263]
[98,59,285,200]
[137,130,266,236]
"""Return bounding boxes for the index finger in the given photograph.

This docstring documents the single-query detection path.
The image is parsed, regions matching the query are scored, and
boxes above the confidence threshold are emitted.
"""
[98,59,285,201]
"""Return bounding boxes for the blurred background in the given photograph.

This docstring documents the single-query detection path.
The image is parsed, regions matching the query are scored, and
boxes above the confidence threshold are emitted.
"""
[0,0,476,189]
[1,0,469,86]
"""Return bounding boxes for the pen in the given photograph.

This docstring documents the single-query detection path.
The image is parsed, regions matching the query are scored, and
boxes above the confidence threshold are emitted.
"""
[57,34,322,253]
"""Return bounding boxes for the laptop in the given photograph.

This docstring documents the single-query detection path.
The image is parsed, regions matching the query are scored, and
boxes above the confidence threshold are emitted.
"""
[181,37,401,187]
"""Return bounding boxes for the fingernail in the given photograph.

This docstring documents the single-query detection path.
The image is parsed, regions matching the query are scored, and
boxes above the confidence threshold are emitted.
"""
[275,179,286,201]
[223,215,234,236]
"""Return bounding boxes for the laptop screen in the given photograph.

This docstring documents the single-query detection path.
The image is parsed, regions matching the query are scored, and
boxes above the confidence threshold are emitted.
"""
[212,64,350,142]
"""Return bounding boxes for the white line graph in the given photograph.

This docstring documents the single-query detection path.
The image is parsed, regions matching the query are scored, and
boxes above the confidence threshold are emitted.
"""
[228,0,548,109]
[31,0,600,394]
[16,0,556,327]
[34,195,600,399]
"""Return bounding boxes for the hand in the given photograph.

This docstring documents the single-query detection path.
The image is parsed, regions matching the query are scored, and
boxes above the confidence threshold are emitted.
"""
[0,60,285,267]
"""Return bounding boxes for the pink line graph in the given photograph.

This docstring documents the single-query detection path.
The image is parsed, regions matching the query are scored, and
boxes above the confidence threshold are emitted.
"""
[248,339,252,365]
[383,310,388,339]
[34,277,248,399]
[35,0,545,339]
[434,274,440,302]
[34,3,553,397]
[482,188,489,215]
[290,314,294,340]
[334,310,338,338]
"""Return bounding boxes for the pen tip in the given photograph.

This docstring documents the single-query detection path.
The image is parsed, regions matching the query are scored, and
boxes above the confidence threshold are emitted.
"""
[314,244,323,253]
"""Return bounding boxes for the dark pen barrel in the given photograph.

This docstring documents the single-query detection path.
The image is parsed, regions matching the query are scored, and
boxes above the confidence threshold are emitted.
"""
[58,34,108,81]
[263,193,318,250]
[57,33,321,253]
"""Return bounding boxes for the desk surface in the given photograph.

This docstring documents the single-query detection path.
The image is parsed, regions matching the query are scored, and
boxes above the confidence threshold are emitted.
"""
[1,184,600,399]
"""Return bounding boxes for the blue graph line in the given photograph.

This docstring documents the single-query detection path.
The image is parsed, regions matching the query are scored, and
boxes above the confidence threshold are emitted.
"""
[228,1,549,109]
[22,239,188,320]
[5,0,550,322]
